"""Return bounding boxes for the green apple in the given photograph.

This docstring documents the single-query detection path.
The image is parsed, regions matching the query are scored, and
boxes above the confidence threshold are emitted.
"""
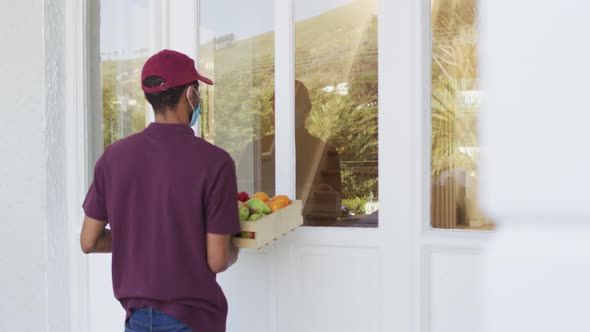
[245,198,271,215]
[248,213,263,221]
[238,202,250,221]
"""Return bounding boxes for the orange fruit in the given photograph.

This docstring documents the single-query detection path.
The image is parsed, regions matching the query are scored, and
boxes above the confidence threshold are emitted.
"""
[272,195,291,206]
[265,201,272,209]
[270,200,286,212]
[253,192,270,202]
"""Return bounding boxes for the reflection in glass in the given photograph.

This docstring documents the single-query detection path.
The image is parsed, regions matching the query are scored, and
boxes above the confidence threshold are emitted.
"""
[431,0,493,230]
[201,0,378,227]
[295,0,379,227]
[200,0,275,196]
[100,0,150,149]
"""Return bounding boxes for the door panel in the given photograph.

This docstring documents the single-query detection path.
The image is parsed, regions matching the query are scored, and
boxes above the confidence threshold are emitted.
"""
[219,228,380,332]
[218,251,275,332]
[424,247,482,332]
[292,245,380,332]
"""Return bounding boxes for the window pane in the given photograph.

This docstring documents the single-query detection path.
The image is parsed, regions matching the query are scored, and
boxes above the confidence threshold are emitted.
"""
[295,0,379,227]
[200,0,276,197]
[100,0,150,149]
[431,0,494,230]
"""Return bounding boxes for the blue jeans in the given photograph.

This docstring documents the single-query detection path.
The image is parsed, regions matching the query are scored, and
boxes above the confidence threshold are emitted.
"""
[125,307,192,332]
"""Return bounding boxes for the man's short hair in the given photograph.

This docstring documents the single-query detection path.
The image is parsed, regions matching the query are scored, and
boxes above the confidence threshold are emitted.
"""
[143,76,198,113]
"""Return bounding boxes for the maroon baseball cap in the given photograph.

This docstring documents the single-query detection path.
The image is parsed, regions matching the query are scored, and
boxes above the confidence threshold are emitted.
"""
[141,49,213,93]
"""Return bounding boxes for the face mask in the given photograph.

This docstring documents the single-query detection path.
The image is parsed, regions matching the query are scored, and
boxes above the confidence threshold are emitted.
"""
[189,102,201,127]
[187,86,201,127]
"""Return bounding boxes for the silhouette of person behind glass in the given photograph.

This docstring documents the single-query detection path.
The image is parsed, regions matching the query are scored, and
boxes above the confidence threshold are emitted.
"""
[236,80,342,225]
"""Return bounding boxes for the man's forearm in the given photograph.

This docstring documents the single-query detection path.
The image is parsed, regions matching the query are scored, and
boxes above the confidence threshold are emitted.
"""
[226,241,239,269]
[91,229,112,253]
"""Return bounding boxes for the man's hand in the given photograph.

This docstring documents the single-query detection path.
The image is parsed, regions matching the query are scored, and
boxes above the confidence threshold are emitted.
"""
[80,216,111,253]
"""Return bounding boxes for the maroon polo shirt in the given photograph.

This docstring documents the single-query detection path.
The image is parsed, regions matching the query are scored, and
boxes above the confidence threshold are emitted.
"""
[82,122,241,332]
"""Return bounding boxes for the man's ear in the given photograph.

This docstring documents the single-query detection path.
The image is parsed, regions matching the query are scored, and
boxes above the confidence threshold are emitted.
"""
[190,85,201,106]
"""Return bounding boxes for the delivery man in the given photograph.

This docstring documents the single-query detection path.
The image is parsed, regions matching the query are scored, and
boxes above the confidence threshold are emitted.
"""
[79,49,241,332]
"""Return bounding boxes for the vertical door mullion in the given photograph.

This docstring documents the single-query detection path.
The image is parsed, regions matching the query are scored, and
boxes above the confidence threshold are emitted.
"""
[195,0,200,62]
[274,0,296,198]
[146,0,168,124]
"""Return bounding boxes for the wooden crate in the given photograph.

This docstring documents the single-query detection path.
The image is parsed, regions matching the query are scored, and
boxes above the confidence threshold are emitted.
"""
[232,200,303,249]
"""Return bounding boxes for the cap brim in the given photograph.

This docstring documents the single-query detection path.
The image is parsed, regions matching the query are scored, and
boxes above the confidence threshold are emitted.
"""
[197,73,213,85]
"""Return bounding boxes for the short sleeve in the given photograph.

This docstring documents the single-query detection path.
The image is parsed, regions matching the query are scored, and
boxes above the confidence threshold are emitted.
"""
[206,157,242,234]
[82,154,108,221]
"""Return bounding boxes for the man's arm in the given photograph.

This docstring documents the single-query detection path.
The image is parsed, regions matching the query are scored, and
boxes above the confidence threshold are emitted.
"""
[206,233,240,273]
[80,216,111,254]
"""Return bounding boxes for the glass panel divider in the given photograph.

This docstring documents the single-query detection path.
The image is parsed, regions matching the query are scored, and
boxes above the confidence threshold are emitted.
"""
[274,0,296,199]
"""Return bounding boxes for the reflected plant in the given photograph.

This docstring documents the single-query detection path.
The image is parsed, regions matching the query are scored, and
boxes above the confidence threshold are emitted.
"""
[210,69,275,159]
[431,0,479,177]
[342,196,371,215]
[101,57,149,149]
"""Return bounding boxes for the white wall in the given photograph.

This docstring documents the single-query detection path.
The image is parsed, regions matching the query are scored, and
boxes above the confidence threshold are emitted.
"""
[0,0,68,331]
[480,0,590,331]
[44,0,70,331]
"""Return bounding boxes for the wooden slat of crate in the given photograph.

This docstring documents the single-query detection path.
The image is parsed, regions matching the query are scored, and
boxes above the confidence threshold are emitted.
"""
[233,200,303,249]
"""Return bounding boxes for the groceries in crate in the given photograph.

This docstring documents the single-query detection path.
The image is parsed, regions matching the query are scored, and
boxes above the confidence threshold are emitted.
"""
[238,201,250,221]
[252,192,270,202]
[237,192,292,223]
[235,192,294,241]
[232,199,303,248]
[237,191,250,203]
[246,198,271,215]
[248,213,263,221]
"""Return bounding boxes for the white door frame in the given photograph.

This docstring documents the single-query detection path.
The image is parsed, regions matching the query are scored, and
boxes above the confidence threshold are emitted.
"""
[273,0,296,198]
[63,0,93,331]
[378,0,423,329]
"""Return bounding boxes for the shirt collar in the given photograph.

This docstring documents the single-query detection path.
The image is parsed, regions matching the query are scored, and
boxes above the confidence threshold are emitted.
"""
[144,122,194,137]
